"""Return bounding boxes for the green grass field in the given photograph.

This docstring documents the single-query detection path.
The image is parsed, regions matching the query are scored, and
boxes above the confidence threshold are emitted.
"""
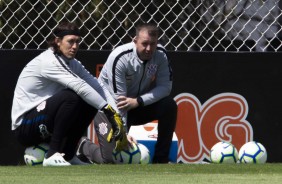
[0,164,281,184]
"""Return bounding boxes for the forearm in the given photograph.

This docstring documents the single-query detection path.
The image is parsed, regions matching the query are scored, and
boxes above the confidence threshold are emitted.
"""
[139,85,171,106]
[67,80,107,110]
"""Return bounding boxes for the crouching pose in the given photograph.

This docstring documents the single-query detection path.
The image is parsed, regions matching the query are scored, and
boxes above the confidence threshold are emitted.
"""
[77,22,177,164]
[11,21,127,166]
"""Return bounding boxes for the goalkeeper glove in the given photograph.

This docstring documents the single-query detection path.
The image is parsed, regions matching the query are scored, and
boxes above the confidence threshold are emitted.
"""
[102,104,125,142]
[114,131,129,152]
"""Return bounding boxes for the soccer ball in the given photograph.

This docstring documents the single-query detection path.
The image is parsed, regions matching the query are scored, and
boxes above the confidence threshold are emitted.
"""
[24,143,49,166]
[138,143,150,164]
[112,142,141,164]
[239,141,267,164]
[210,141,238,164]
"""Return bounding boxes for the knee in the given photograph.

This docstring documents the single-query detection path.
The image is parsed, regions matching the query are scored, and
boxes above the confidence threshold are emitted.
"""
[59,89,92,112]
[61,89,82,104]
[160,97,177,114]
[62,89,96,113]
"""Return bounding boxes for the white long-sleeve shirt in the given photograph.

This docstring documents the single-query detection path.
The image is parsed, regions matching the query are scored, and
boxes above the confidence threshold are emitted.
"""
[11,48,111,130]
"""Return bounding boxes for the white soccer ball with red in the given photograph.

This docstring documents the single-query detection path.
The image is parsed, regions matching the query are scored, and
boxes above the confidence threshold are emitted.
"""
[210,141,238,164]
[239,141,267,164]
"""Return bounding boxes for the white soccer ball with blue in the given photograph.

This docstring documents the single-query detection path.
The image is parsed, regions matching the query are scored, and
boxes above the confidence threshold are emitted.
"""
[112,142,141,164]
[138,143,150,164]
[210,141,238,164]
[239,141,267,164]
[24,143,49,166]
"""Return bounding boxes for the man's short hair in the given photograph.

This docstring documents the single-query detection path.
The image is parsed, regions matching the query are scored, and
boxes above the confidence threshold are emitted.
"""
[135,22,159,38]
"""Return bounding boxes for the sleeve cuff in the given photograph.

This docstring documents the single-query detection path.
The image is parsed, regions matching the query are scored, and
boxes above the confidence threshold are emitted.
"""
[137,96,144,107]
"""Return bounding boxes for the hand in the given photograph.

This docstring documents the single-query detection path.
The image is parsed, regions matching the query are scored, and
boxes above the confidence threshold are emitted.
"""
[127,135,137,149]
[102,104,125,143]
[114,134,137,152]
[117,96,139,111]
[127,135,137,144]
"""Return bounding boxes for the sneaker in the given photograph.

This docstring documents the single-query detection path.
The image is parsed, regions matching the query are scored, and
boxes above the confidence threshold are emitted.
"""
[43,153,71,166]
[76,136,90,157]
[76,136,93,164]
[68,155,90,165]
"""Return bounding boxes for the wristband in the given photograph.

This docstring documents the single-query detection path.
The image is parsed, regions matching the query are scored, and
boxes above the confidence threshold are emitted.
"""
[137,96,144,107]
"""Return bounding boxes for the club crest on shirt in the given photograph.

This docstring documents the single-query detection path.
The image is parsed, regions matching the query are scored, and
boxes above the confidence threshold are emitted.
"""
[146,64,157,78]
[98,122,108,135]
[37,101,46,112]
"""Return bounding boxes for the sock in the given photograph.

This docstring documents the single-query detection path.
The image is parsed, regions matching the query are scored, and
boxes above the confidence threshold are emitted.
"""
[45,148,56,159]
